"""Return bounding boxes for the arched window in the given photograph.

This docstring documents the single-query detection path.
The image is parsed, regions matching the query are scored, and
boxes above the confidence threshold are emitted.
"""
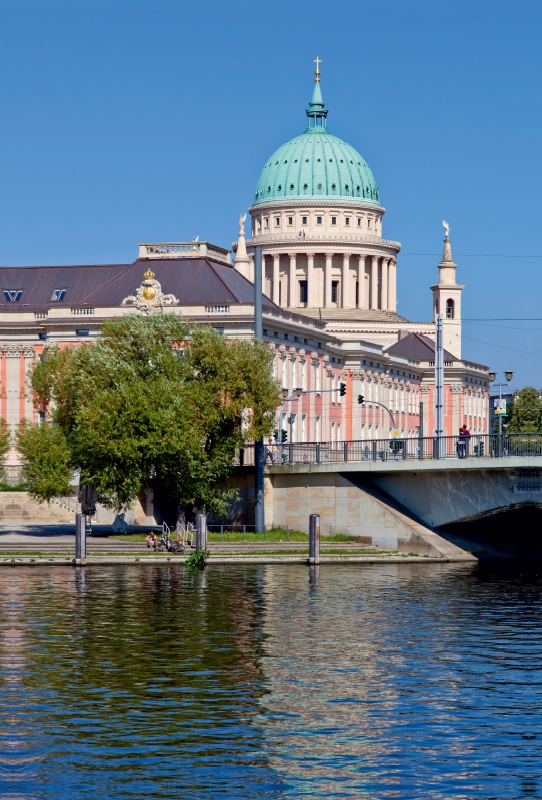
[446,299,454,319]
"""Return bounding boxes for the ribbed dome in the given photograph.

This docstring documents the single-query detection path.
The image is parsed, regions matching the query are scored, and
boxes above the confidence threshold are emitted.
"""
[253,80,380,208]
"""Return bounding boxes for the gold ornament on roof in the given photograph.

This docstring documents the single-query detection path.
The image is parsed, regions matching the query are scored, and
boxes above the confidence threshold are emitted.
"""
[314,56,322,83]
[121,264,179,314]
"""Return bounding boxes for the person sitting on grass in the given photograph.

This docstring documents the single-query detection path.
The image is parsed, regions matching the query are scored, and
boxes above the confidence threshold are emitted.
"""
[146,531,157,549]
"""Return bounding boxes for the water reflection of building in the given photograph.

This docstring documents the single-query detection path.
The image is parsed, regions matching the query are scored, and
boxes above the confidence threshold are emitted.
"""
[258,564,403,792]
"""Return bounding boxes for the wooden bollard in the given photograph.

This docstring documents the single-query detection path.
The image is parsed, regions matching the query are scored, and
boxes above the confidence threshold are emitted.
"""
[309,513,320,565]
[196,513,207,550]
[75,513,86,566]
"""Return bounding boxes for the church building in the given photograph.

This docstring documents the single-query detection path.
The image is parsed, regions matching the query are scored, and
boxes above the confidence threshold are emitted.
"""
[0,64,490,472]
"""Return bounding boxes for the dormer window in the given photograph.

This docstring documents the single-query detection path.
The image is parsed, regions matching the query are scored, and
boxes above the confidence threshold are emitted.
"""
[51,289,67,301]
[3,290,22,302]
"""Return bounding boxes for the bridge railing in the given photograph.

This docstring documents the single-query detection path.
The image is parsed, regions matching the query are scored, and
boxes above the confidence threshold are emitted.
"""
[237,433,542,466]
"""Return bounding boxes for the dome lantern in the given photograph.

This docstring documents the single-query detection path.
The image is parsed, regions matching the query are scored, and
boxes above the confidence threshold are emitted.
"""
[306,57,328,132]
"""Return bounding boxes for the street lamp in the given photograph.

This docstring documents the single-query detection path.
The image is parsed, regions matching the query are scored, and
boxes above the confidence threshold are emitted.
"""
[492,372,514,439]
[278,388,304,446]
[488,372,496,383]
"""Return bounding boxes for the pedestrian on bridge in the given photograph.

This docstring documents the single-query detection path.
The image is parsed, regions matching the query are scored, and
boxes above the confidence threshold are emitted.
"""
[457,425,471,459]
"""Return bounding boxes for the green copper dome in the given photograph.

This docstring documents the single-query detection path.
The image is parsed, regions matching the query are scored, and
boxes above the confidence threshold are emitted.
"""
[253,79,380,208]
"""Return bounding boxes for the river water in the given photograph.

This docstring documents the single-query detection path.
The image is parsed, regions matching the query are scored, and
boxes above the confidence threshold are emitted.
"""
[0,563,540,799]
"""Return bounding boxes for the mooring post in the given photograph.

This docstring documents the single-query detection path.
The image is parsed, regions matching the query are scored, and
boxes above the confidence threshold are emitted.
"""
[75,513,86,566]
[309,513,320,565]
[196,513,207,551]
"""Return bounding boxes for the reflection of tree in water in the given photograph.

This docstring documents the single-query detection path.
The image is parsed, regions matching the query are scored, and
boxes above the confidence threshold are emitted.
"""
[0,565,284,798]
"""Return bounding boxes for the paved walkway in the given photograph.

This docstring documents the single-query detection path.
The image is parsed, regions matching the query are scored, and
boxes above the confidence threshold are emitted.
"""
[0,524,476,564]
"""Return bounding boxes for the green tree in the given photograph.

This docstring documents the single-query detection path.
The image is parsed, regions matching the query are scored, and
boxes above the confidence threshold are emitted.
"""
[504,386,542,432]
[0,418,12,483]
[18,314,280,523]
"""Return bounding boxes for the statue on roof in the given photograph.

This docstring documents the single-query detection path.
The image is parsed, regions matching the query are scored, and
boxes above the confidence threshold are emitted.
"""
[443,220,450,239]
[239,213,246,235]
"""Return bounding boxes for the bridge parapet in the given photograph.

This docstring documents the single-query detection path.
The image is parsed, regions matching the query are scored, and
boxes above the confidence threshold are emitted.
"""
[238,433,542,471]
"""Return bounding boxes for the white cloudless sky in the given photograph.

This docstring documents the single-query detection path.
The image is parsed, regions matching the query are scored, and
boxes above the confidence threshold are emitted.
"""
[1,0,541,386]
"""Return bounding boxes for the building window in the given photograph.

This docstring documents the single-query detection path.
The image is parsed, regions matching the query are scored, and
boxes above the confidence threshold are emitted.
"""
[331,281,339,303]
[316,216,322,224]
[299,280,308,303]
[331,216,337,225]
[345,217,350,226]
[302,216,308,225]
[275,217,280,227]
[288,217,293,225]
[367,219,372,229]
[265,218,269,228]
[357,218,361,227]
[3,290,23,302]
[446,299,455,319]
[51,289,67,301]
[355,281,359,306]
[302,414,307,442]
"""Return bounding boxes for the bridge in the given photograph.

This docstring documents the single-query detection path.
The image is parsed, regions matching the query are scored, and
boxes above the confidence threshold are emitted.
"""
[235,433,542,559]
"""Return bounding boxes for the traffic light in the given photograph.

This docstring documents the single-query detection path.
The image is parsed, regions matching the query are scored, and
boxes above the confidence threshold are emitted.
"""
[357,394,364,404]
[281,429,287,443]
[339,382,346,397]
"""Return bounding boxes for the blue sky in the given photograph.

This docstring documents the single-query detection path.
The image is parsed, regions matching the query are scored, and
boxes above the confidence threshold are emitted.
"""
[1,0,541,387]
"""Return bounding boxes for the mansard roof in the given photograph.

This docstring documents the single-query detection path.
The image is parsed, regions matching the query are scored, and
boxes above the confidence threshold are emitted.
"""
[0,257,277,310]
[385,331,457,362]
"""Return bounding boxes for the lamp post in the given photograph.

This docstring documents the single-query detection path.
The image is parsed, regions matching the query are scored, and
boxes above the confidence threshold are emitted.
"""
[489,371,514,456]
[278,387,303,450]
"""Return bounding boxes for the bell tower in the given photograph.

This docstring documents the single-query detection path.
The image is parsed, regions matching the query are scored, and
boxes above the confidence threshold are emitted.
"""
[430,222,464,358]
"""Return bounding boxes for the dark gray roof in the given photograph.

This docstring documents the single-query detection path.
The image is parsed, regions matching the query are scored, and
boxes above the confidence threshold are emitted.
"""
[0,257,278,311]
[385,332,457,361]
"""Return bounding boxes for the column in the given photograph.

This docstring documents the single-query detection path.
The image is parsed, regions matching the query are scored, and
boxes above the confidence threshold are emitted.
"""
[342,254,350,308]
[289,253,297,307]
[272,253,280,305]
[357,255,365,308]
[388,258,397,312]
[325,253,333,307]
[1,349,5,422]
[371,256,379,310]
[307,252,315,306]
[381,257,389,311]
[19,350,25,422]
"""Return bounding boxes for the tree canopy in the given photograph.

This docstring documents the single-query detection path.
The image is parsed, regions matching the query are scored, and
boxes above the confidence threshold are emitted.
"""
[503,386,542,433]
[18,314,280,522]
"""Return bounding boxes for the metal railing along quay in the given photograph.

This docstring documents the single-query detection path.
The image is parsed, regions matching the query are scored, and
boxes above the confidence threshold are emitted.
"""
[237,433,542,467]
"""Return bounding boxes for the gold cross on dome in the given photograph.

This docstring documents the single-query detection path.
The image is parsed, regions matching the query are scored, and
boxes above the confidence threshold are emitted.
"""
[314,57,322,82]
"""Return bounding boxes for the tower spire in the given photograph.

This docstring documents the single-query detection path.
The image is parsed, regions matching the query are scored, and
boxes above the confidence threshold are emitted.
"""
[430,221,464,358]
[306,58,328,131]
